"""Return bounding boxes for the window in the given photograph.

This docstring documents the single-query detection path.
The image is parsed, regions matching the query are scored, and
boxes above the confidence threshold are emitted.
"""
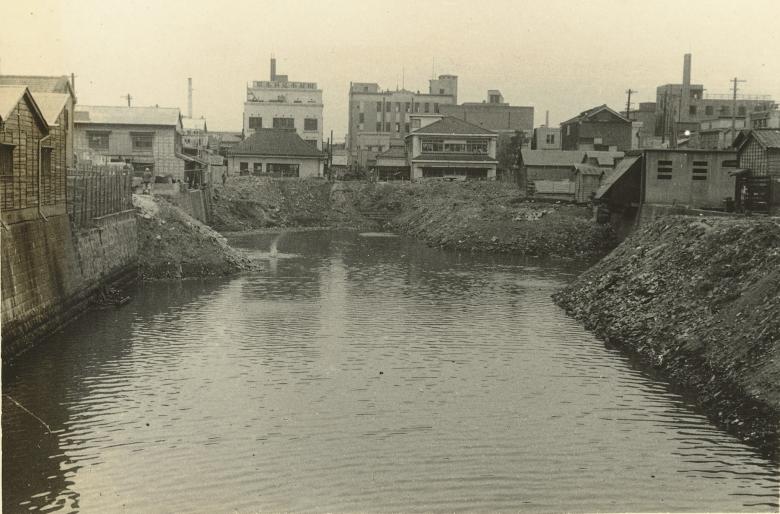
[404,123,410,133]
[385,102,391,112]
[421,139,444,152]
[412,118,421,129]
[0,143,13,175]
[546,134,555,144]
[466,140,488,153]
[376,122,382,132]
[249,116,263,129]
[267,163,299,178]
[87,131,110,151]
[404,103,410,113]
[722,159,738,168]
[239,162,249,175]
[376,102,382,112]
[358,112,365,123]
[434,103,440,113]
[253,162,263,175]
[424,103,430,113]
[439,88,445,94]
[131,132,154,152]
[657,159,673,180]
[444,142,466,152]
[305,139,317,147]
[304,118,318,131]
[705,105,714,116]
[395,123,400,133]
[395,102,401,112]
[689,105,697,115]
[720,106,730,115]
[414,103,420,113]
[273,117,295,129]
[385,122,391,132]
[42,147,52,175]
[738,106,746,116]
[692,160,708,181]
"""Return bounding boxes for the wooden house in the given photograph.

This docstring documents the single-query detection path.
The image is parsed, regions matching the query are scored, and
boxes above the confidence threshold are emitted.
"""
[733,129,780,214]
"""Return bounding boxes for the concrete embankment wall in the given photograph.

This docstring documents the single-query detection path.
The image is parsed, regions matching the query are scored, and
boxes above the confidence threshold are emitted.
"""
[1,210,137,358]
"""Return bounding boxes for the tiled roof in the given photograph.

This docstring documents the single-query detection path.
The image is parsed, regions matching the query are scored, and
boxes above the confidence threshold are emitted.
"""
[0,75,74,98]
[412,153,497,162]
[0,85,27,121]
[521,150,586,167]
[228,128,325,158]
[75,105,181,127]
[30,92,69,126]
[562,104,630,125]
[411,116,496,135]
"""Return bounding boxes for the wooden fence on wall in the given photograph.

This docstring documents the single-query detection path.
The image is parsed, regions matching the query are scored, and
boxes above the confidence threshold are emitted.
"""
[67,165,134,228]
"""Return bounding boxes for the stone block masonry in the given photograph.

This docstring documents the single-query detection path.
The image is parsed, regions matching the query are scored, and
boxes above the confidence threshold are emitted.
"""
[1,210,138,359]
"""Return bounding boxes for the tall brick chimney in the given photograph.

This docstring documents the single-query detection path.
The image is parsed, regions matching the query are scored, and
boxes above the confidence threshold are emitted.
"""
[270,57,276,81]
[681,53,692,121]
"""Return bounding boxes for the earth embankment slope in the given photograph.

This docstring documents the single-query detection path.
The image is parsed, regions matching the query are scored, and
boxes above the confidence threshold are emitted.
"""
[553,216,780,456]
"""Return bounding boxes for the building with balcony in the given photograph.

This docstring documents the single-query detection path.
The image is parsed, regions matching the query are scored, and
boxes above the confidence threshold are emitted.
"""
[244,57,323,149]
[347,76,458,169]
[406,115,497,181]
[74,105,185,180]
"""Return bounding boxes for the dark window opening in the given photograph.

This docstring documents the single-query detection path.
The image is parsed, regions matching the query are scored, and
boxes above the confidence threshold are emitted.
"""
[87,131,110,151]
[0,143,14,175]
[249,116,263,129]
[273,117,295,129]
[131,132,154,152]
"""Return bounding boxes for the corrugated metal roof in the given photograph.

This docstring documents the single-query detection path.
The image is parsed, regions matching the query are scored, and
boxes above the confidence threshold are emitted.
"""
[30,92,69,126]
[753,129,780,149]
[521,150,586,167]
[411,116,496,135]
[0,85,26,121]
[228,128,325,158]
[75,105,181,126]
[594,155,640,199]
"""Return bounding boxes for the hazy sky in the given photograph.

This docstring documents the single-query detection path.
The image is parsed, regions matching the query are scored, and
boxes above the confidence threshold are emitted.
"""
[3,0,779,140]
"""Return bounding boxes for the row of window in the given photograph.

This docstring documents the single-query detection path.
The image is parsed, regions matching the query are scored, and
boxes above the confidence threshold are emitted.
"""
[371,101,440,114]
[238,162,300,178]
[655,159,737,181]
[87,131,153,152]
[0,144,53,175]
[364,121,411,133]
[248,117,319,131]
[420,139,489,154]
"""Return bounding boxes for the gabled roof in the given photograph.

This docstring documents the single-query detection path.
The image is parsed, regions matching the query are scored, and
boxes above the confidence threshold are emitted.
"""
[0,85,48,132]
[521,149,586,167]
[595,156,641,199]
[750,129,780,150]
[228,128,325,158]
[182,117,207,131]
[75,105,182,127]
[562,104,630,125]
[30,92,70,126]
[410,116,496,136]
[0,75,75,100]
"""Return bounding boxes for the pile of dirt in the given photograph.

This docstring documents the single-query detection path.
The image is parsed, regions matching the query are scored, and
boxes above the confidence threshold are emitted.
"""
[553,216,780,457]
[210,177,333,231]
[388,181,616,259]
[134,194,259,280]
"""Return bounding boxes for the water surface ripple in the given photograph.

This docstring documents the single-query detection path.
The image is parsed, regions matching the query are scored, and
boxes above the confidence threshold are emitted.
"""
[3,230,778,512]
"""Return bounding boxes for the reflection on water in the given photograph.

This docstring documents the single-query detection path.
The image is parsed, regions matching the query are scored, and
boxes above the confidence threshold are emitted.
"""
[3,230,778,513]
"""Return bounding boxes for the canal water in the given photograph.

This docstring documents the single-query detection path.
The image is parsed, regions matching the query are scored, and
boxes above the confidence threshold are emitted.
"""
[3,230,778,513]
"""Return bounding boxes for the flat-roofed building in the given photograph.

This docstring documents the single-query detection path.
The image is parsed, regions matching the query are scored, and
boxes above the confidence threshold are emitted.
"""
[439,90,533,138]
[244,58,323,149]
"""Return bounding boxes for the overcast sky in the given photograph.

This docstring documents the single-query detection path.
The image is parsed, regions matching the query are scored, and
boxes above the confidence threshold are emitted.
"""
[3,0,779,140]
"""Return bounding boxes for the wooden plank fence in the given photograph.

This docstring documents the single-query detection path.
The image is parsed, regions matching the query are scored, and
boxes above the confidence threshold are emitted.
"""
[67,165,133,228]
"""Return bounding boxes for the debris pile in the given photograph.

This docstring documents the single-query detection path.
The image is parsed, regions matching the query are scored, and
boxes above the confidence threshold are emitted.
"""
[553,216,780,457]
[134,194,260,279]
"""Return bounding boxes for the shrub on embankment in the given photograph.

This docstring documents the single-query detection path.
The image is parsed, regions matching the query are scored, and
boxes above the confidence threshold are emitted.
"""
[134,195,258,280]
[553,216,780,456]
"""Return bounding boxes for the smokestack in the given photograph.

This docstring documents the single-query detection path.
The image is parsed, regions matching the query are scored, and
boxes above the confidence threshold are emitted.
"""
[545,110,549,127]
[187,77,193,118]
[681,54,691,121]
[270,57,276,81]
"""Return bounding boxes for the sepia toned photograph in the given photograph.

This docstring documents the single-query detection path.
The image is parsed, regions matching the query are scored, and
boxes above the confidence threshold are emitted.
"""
[1,0,779,512]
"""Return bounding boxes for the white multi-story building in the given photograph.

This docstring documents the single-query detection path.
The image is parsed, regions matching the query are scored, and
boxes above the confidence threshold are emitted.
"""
[243,58,323,149]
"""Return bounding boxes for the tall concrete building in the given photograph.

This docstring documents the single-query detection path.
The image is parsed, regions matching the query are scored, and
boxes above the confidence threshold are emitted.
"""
[654,54,774,139]
[243,57,323,149]
[347,75,458,169]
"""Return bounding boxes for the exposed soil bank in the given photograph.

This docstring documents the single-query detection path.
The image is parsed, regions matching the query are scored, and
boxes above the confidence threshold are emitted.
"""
[553,216,780,459]
[210,178,617,259]
[134,194,259,280]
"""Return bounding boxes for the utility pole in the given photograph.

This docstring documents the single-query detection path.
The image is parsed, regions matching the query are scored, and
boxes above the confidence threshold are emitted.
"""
[121,93,133,107]
[731,77,746,137]
[625,89,637,120]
